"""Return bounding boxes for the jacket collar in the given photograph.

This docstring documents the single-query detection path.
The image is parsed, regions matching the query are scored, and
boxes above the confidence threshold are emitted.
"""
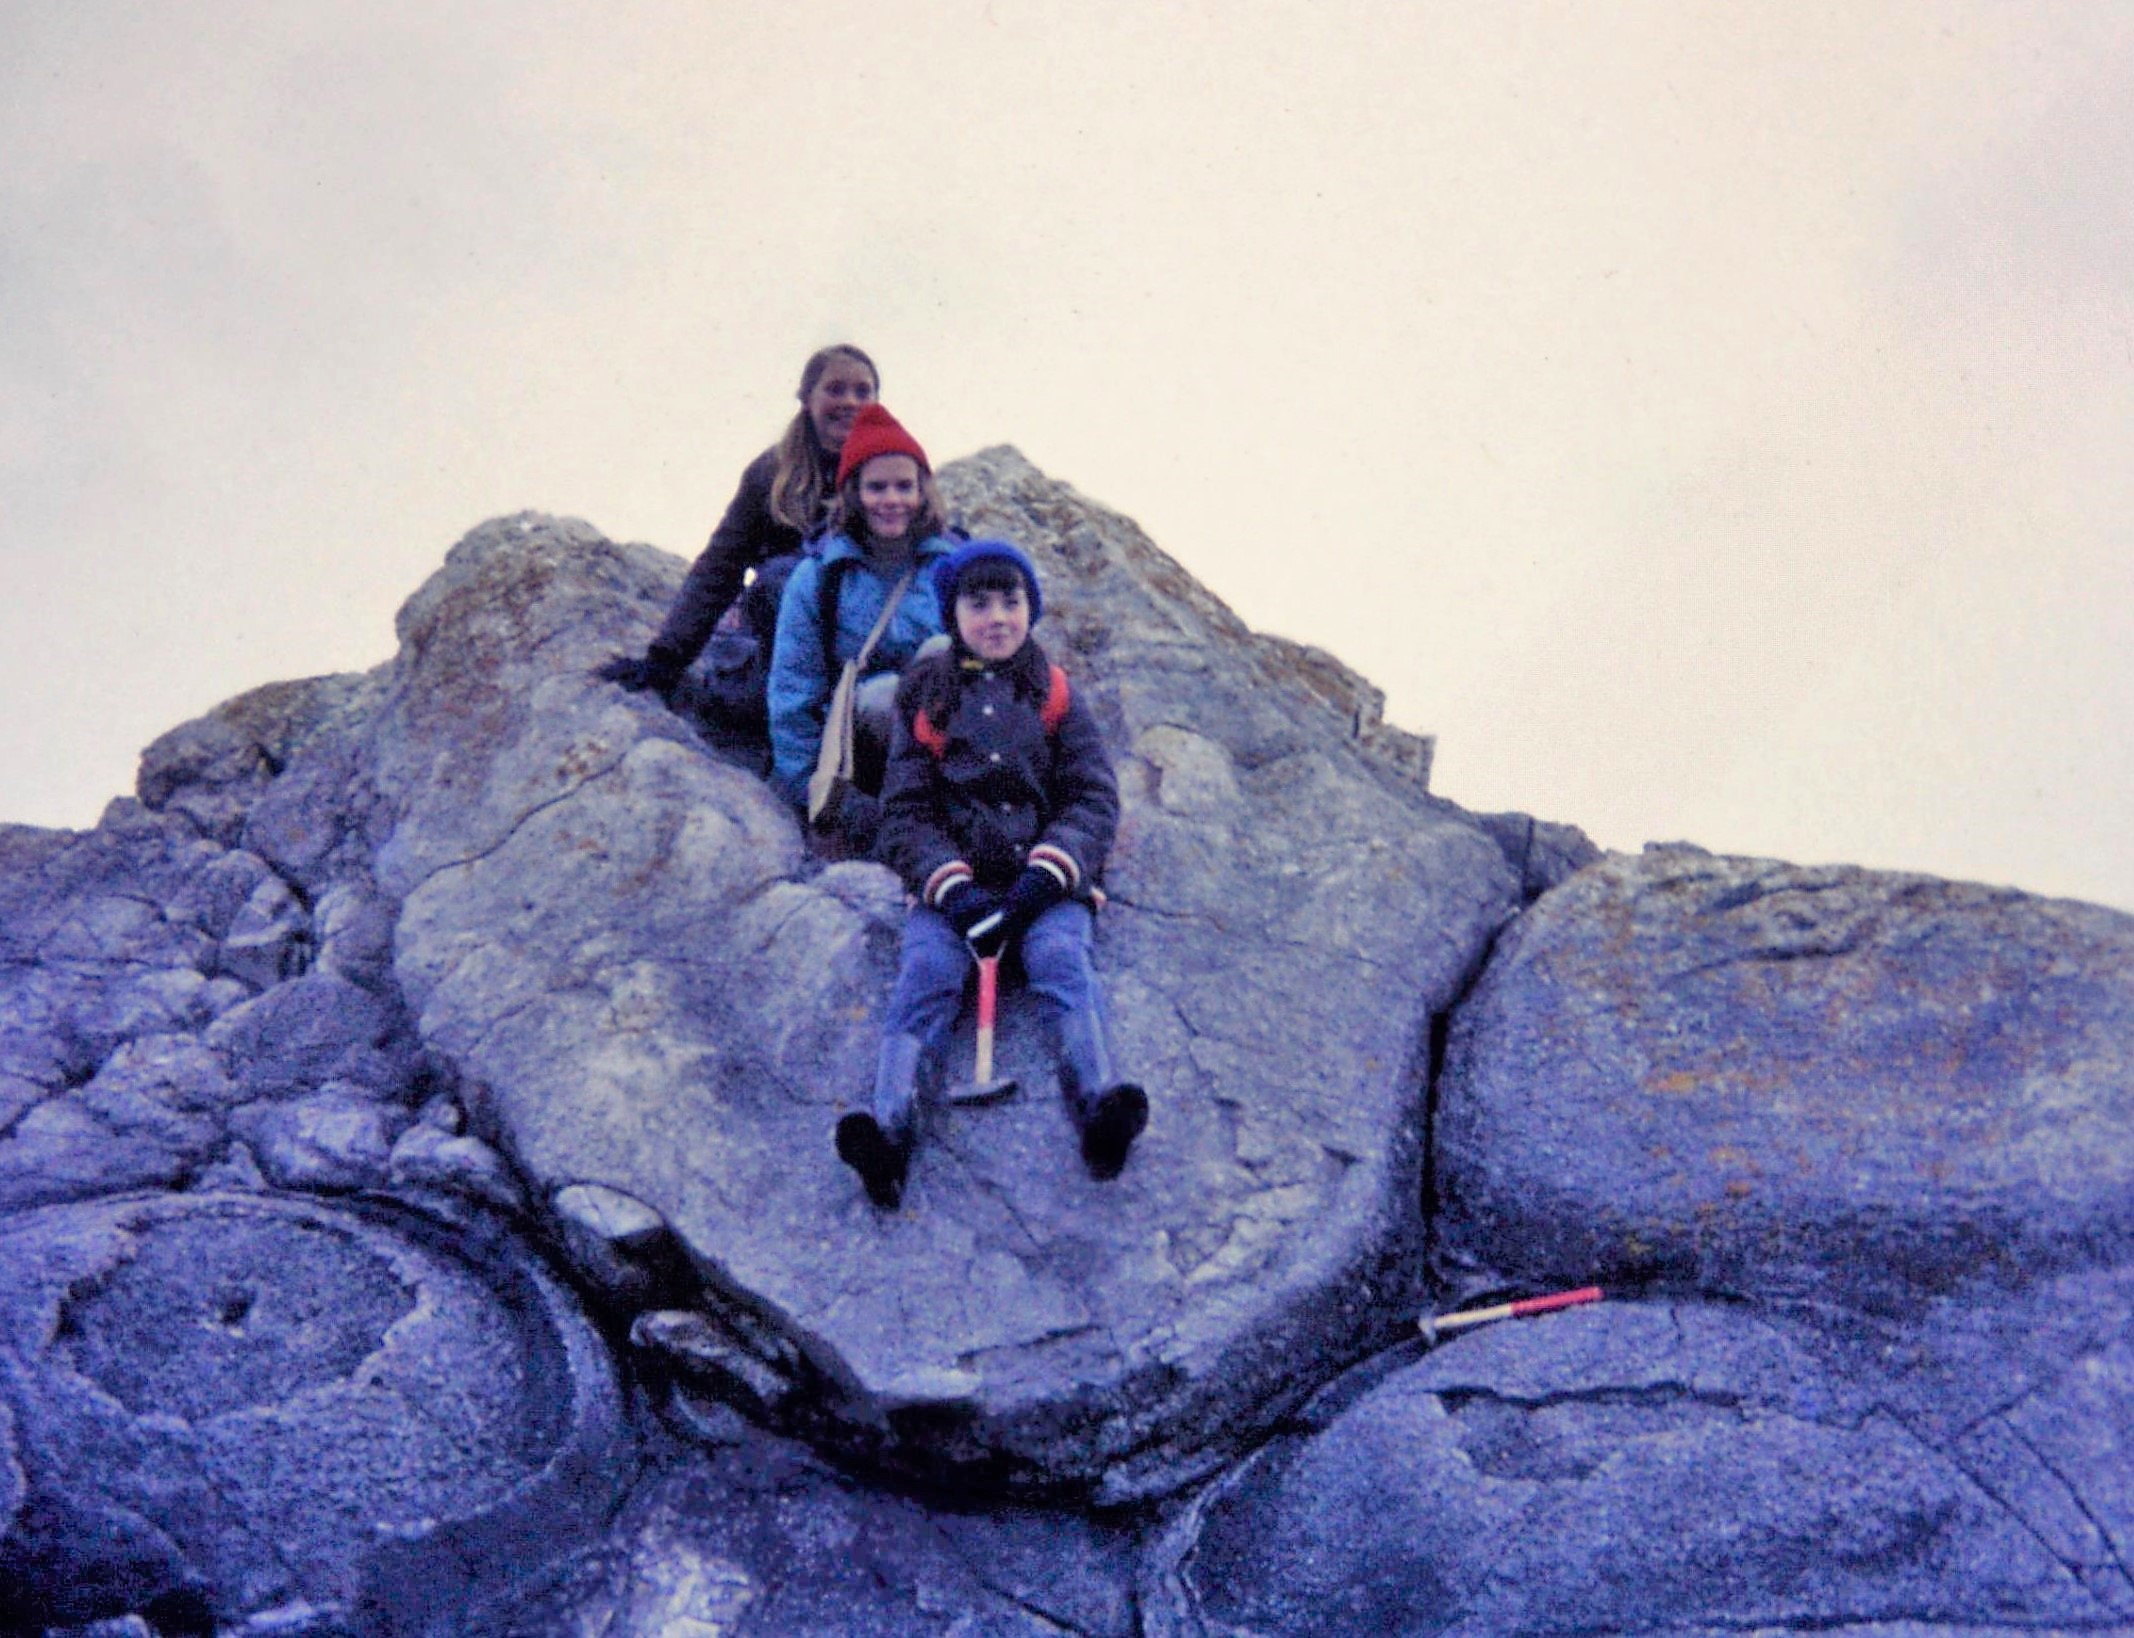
[819,530,955,569]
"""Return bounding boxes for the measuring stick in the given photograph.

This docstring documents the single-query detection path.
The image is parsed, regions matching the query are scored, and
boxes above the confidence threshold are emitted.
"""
[1419,1285,1603,1342]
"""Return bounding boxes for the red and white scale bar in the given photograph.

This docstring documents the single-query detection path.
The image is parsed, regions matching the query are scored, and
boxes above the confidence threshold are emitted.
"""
[1421,1285,1604,1336]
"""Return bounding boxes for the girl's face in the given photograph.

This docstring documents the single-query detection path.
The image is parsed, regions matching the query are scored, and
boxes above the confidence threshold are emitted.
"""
[804,357,878,451]
[857,454,921,541]
[955,580,1030,663]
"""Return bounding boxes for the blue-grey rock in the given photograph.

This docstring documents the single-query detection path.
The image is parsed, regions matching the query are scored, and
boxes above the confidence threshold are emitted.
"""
[465,1397,1139,1638]
[194,1140,267,1193]
[232,1084,410,1193]
[0,1192,626,1634]
[1469,810,1605,902]
[1147,1296,2134,1635]
[311,880,400,993]
[0,1092,207,1213]
[137,673,380,861]
[552,1181,673,1303]
[379,478,1521,1503]
[387,1121,522,1212]
[204,972,424,1104]
[1436,846,2134,1312]
[215,873,312,990]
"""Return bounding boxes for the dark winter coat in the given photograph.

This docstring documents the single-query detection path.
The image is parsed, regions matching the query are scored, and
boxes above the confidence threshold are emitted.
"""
[877,642,1120,909]
[649,445,823,669]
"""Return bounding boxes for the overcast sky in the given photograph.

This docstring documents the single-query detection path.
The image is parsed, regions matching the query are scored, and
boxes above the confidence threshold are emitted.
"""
[4,3,2130,909]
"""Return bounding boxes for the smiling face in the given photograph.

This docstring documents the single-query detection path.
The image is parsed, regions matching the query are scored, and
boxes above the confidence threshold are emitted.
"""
[955,580,1031,663]
[857,454,921,542]
[803,354,878,452]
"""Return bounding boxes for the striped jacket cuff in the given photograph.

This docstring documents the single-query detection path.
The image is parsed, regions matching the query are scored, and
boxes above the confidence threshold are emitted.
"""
[923,860,975,908]
[1027,843,1080,894]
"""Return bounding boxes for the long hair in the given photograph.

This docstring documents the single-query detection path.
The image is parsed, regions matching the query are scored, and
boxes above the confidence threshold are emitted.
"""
[768,344,878,535]
[829,464,949,549]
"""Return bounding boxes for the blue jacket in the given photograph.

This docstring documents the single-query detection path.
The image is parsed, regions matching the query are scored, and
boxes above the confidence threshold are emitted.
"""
[768,531,955,805]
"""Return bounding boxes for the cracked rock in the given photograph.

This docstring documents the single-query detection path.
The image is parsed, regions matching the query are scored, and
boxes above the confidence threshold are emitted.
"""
[1437,846,2134,1313]
[1146,1297,2132,1635]
[0,1191,626,1634]
[464,1404,1138,1637]
[381,479,1526,1501]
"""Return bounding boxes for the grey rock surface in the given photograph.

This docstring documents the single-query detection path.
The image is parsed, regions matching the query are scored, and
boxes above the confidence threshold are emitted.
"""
[7,448,2126,1629]
[382,466,1522,1500]
[466,1395,1140,1637]
[1147,1294,2134,1635]
[1435,845,2134,1312]
[0,1191,626,1634]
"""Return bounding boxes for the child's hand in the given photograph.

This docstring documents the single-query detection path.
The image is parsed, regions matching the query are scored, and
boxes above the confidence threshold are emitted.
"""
[940,881,1002,939]
[999,865,1068,937]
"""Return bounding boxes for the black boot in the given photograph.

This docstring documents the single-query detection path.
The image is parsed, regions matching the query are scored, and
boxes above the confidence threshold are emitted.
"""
[1056,1007,1148,1181]
[836,1033,922,1209]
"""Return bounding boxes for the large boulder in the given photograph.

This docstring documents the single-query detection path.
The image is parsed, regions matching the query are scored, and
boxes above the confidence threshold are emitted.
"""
[1145,1291,2134,1633]
[0,1190,626,1633]
[1436,845,2134,1313]
[381,457,1523,1500]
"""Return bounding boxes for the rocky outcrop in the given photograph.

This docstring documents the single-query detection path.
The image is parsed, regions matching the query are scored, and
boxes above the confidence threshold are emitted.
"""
[463,1397,1142,1636]
[380,456,1519,1504]
[1147,1290,2134,1633]
[4,446,2130,1632]
[1435,845,2134,1311]
[0,1191,625,1633]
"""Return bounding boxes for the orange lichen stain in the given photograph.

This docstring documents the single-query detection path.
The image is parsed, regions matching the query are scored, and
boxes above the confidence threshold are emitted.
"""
[1725,1179,1755,1198]
[1709,1145,1755,1171]
[1650,1071,1703,1096]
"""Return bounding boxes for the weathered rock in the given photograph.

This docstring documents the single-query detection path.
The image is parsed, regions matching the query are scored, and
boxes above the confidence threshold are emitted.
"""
[387,1120,523,1211]
[1146,1292,2134,1634]
[312,879,400,992]
[204,972,425,1104]
[1437,846,2134,1314]
[0,1191,626,1634]
[466,1398,1139,1637]
[381,475,1520,1501]
[554,1181,675,1304]
[232,1083,410,1192]
[1469,810,1604,903]
[16,450,2121,1625]
[137,672,383,865]
[214,872,311,989]
[0,1030,237,1214]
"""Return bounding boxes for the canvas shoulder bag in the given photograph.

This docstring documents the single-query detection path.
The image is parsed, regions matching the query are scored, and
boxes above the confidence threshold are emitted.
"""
[807,562,917,829]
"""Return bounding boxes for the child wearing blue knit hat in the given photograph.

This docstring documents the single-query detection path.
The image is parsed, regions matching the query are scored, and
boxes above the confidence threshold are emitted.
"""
[834,539,1147,1209]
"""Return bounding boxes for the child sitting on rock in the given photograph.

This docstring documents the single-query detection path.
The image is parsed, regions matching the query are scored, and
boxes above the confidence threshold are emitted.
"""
[836,539,1147,1210]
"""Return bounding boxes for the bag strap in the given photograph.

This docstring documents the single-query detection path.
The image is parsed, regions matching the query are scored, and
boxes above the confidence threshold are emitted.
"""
[914,665,1073,760]
[818,555,913,677]
[1039,664,1071,732]
[815,554,851,671]
[849,563,916,673]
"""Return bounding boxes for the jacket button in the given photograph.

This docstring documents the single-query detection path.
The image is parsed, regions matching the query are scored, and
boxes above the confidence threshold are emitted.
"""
[989,752,1002,762]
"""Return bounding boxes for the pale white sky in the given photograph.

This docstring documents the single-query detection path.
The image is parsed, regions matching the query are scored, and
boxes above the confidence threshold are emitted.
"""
[4,3,2130,909]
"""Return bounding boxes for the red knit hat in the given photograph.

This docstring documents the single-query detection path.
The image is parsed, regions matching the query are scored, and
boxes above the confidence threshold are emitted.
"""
[835,403,930,486]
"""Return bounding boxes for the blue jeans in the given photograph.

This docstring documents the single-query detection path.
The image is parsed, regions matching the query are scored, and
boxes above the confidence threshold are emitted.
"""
[885,900,1101,1049]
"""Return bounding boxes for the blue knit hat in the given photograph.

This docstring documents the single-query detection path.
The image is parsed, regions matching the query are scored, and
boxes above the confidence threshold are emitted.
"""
[932,537,1043,626]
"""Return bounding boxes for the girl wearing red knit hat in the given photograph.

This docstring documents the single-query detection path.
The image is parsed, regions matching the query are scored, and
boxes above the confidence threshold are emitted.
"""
[765,403,957,849]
